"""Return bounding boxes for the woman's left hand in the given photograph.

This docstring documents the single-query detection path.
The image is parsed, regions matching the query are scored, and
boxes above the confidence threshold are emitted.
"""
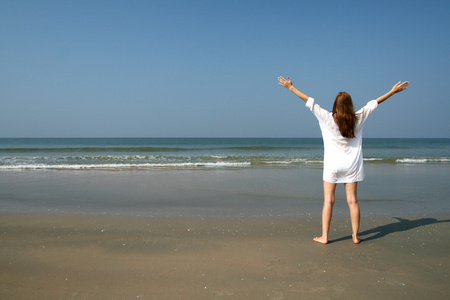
[278,76,293,89]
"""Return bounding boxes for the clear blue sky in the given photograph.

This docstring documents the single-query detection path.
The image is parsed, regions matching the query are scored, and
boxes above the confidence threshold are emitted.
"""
[1,0,449,138]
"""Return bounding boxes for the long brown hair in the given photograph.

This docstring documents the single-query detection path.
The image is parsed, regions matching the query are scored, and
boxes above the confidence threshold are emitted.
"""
[332,92,357,138]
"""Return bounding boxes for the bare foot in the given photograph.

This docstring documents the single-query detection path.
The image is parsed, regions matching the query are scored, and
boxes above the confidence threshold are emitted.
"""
[313,236,328,244]
[352,234,361,244]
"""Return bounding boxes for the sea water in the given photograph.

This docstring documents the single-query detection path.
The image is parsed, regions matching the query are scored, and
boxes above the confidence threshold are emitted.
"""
[0,138,449,217]
[0,138,448,170]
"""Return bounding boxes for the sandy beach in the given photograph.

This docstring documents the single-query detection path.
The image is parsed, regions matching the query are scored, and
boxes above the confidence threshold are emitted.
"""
[1,142,449,299]
[1,214,449,299]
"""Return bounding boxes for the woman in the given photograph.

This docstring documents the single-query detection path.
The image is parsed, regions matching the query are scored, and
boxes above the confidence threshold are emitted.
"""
[278,76,409,244]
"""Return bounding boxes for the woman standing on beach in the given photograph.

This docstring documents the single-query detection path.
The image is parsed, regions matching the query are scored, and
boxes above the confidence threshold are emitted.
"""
[278,76,409,244]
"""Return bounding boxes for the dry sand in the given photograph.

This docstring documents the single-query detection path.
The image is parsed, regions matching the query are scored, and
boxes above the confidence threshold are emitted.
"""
[1,214,449,299]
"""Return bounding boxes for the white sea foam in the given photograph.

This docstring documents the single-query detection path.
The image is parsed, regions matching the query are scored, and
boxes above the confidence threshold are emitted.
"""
[262,158,313,165]
[0,161,252,170]
[264,161,294,164]
[396,158,450,164]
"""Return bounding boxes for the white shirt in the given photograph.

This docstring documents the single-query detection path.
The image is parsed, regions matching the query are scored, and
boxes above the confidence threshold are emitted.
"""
[305,97,378,183]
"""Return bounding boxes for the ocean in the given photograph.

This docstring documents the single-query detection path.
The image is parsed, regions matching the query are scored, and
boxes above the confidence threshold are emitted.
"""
[0,138,449,218]
[0,138,449,170]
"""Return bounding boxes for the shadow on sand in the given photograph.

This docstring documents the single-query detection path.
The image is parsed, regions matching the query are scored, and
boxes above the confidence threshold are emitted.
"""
[329,217,450,244]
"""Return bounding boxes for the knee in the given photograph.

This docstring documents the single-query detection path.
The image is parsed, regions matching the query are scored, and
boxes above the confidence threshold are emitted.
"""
[324,197,335,206]
[347,197,358,206]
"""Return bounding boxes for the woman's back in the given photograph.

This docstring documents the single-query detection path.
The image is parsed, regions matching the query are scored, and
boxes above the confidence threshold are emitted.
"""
[306,98,379,183]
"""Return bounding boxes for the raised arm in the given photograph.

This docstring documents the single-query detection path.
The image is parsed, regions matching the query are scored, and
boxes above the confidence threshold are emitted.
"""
[278,76,309,102]
[376,81,409,104]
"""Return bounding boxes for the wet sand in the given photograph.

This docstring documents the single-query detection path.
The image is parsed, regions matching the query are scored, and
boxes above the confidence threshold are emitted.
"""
[1,214,449,299]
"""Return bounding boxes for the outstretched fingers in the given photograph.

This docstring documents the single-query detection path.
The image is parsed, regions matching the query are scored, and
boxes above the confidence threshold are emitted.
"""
[278,76,292,88]
[398,81,409,89]
[393,81,409,93]
[277,76,286,85]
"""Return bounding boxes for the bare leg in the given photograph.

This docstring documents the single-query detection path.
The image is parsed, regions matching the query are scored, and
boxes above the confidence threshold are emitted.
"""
[345,182,361,244]
[313,181,336,244]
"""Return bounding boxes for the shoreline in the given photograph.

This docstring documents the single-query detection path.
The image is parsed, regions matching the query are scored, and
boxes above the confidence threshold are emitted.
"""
[2,164,449,218]
[1,213,449,299]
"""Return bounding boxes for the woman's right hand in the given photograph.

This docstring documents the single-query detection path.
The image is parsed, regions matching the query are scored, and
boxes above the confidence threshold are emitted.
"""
[390,81,409,94]
[376,81,409,104]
